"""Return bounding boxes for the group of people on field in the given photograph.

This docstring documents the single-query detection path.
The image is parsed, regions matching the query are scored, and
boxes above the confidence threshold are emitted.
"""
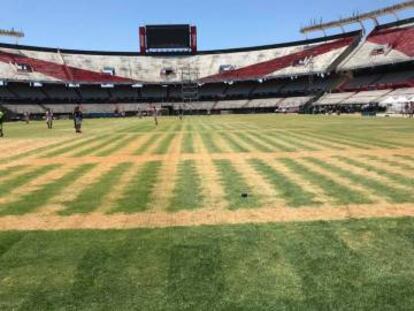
[0,105,83,137]
[0,103,168,137]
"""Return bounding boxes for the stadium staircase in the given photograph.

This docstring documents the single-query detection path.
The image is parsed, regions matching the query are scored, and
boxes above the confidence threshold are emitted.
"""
[5,86,20,100]
[302,74,354,113]
[37,103,48,112]
[326,32,363,73]
[300,92,324,113]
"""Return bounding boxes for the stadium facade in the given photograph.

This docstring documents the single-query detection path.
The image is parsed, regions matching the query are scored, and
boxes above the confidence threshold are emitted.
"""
[0,17,413,116]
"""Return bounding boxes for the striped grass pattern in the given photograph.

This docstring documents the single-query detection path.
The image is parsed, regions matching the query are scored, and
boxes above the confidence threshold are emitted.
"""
[306,158,414,203]
[60,163,133,215]
[169,160,203,211]
[282,158,372,205]
[111,161,162,213]
[0,116,413,310]
[181,133,195,154]
[0,164,95,215]
[0,164,60,197]
[214,159,260,210]
[250,159,319,207]
[0,115,412,215]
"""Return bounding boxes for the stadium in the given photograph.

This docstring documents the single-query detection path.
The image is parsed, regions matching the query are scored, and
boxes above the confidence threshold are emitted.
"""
[0,1,414,309]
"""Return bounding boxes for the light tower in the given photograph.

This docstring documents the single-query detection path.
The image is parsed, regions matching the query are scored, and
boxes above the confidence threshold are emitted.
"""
[0,27,24,41]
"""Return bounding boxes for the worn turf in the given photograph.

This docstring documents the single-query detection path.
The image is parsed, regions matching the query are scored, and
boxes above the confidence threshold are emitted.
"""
[60,163,133,215]
[307,157,414,203]
[250,159,319,207]
[111,161,162,213]
[0,115,413,310]
[0,218,414,310]
[283,158,372,205]
[214,159,260,209]
[169,160,204,211]
[0,164,94,216]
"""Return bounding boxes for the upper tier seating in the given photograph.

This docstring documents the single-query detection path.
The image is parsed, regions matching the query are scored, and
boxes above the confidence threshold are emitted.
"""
[339,18,414,70]
[0,31,359,84]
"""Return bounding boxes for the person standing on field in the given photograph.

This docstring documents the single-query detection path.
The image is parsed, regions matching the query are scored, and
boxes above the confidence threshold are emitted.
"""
[0,110,4,137]
[152,105,158,126]
[24,112,30,124]
[178,105,184,120]
[73,105,83,133]
[45,109,54,129]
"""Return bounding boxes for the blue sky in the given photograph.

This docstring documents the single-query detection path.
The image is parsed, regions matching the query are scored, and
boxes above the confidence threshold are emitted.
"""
[1,0,412,51]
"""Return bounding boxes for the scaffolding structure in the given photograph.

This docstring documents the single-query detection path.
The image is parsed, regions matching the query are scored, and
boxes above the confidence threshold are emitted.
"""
[180,66,199,113]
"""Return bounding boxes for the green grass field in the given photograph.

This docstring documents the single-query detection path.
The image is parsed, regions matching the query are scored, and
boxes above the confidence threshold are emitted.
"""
[0,114,413,310]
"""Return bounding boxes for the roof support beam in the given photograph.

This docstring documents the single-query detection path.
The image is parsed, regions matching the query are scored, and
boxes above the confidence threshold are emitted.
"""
[301,1,414,34]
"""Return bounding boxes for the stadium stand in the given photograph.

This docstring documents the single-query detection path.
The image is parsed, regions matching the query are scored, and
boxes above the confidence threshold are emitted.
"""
[0,86,16,99]
[3,104,45,114]
[314,90,393,106]
[213,100,248,110]
[340,90,392,105]
[0,31,360,84]
[250,80,285,96]
[244,98,283,109]
[43,104,77,114]
[42,84,80,101]
[339,18,414,71]
[1,18,414,116]
[314,92,357,106]
[198,83,227,99]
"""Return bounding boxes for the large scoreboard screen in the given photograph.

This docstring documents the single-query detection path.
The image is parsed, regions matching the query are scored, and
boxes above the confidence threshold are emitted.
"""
[146,25,191,49]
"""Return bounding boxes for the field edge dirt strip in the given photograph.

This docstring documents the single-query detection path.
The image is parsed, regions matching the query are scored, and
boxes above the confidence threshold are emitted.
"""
[0,204,413,231]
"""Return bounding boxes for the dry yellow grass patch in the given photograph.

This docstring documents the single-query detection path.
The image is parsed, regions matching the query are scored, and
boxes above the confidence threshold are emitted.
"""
[193,133,228,210]
[269,160,332,206]
[0,203,413,231]
[37,162,115,215]
[0,164,75,205]
[233,158,281,208]
[300,158,385,204]
[328,157,412,191]
[147,133,182,212]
